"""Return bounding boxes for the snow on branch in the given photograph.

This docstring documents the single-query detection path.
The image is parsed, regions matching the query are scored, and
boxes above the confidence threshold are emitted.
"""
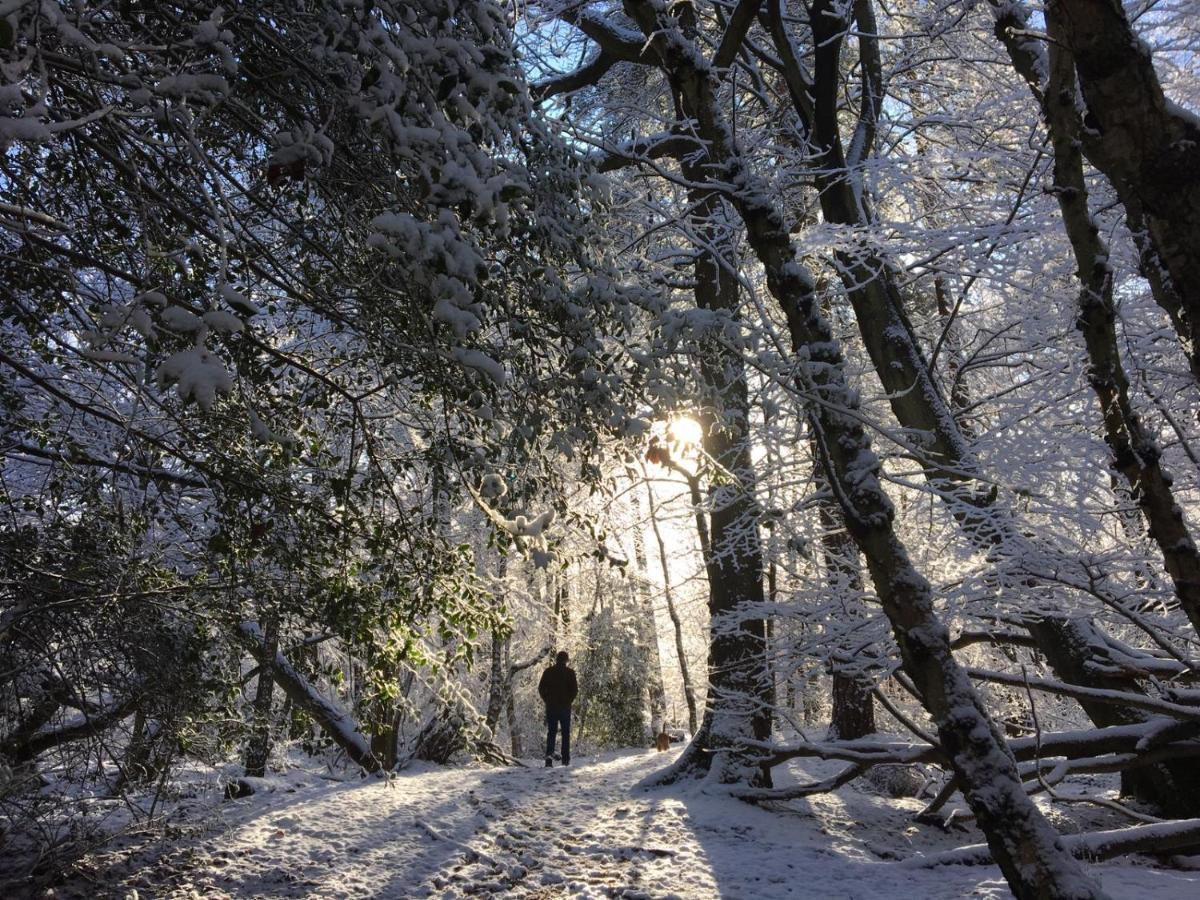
[592,132,707,173]
[560,8,650,63]
[533,50,616,99]
[967,667,1200,722]
[909,818,1200,867]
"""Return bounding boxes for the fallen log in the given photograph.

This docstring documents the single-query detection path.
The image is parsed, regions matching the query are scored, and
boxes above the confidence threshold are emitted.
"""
[907,818,1200,867]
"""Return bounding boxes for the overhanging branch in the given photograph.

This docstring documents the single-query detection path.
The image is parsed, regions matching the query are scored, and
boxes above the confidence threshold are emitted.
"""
[533,50,617,99]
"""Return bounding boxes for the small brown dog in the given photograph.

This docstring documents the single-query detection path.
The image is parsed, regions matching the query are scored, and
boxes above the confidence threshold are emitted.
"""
[655,728,671,752]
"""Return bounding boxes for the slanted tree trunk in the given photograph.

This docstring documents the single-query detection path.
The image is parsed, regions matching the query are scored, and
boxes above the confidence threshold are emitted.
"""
[1,679,63,766]
[808,289,876,743]
[613,1,1105,891]
[4,692,139,765]
[988,2,1198,382]
[765,0,1200,819]
[238,621,379,773]
[991,1,1200,640]
[1042,0,1200,382]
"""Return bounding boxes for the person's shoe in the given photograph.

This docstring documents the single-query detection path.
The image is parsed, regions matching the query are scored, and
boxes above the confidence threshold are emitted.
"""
[544,757,553,767]
[562,758,570,766]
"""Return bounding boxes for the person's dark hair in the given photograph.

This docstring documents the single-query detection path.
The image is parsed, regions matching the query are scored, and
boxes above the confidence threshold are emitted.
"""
[555,650,569,665]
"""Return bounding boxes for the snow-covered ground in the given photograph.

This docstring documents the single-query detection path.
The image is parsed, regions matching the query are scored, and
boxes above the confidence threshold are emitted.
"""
[37,748,1200,899]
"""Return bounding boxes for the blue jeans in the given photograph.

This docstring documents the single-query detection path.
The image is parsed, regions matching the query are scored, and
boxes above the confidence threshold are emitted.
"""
[544,707,571,764]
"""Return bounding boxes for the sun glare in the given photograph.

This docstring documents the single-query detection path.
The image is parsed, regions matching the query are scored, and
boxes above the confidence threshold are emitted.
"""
[668,415,704,447]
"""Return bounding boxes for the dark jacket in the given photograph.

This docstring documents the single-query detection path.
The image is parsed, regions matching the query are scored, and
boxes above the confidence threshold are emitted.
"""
[538,662,578,710]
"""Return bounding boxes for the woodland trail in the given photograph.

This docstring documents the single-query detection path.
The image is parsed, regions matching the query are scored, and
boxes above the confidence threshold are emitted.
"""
[51,749,1200,899]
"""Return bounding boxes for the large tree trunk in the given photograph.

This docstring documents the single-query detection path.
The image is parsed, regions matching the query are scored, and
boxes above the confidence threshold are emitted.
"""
[654,183,772,787]
[617,2,1104,894]
[990,1,1200,639]
[1043,0,1200,382]
[768,0,1200,818]
[806,307,877,743]
[981,9,1200,815]
[1025,617,1200,817]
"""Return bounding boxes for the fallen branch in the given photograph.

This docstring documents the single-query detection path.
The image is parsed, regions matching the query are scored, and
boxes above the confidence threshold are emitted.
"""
[745,736,943,769]
[751,719,1200,774]
[908,818,1200,867]
[731,764,863,802]
[950,629,1039,651]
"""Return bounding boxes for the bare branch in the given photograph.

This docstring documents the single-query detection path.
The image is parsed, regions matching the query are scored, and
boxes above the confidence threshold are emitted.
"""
[533,50,616,99]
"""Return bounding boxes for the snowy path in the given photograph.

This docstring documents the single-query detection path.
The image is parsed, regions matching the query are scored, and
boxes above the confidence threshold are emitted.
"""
[79,749,1200,899]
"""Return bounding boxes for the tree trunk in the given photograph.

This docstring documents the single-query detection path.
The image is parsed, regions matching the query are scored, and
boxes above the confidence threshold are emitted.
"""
[238,621,379,773]
[650,176,771,787]
[813,329,875,742]
[991,1,1200,639]
[552,572,570,638]
[819,500,875,741]
[1026,617,1200,817]
[645,476,700,735]
[830,674,876,743]
[629,484,668,726]
[244,621,278,778]
[505,657,522,759]
[485,629,506,734]
[1044,0,1200,382]
[768,0,1200,820]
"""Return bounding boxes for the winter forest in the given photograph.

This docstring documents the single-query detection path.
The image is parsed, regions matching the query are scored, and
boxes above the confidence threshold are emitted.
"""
[5,0,1200,897]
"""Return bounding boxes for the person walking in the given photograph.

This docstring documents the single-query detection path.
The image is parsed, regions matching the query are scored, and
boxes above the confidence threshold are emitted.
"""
[538,650,577,767]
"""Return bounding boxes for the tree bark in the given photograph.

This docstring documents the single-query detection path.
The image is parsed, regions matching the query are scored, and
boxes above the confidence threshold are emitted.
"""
[766,0,1200,819]
[485,629,506,734]
[652,174,772,786]
[1025,617,1200,817]
[3,693,138,763]
[505,651,522,759]
[244,621,278,778]
[990,1,1200,639]
[1044,0,1200,382]
[552,572,570,638]
[815,390,875,741]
